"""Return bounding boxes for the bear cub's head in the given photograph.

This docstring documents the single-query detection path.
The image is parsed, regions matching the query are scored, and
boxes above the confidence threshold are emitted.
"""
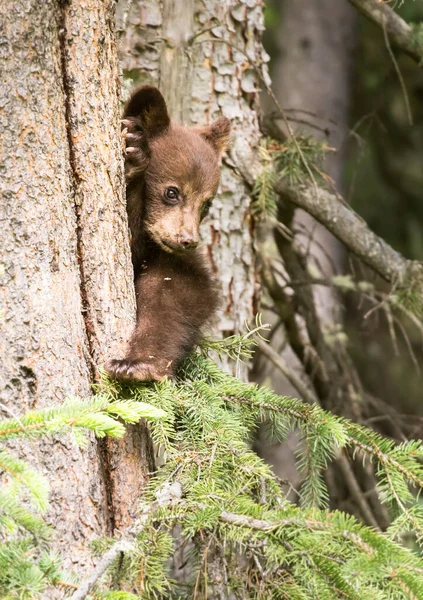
[123,86,231,255]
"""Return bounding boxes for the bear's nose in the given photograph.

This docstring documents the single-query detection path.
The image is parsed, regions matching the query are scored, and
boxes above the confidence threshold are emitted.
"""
[179,232,199,249]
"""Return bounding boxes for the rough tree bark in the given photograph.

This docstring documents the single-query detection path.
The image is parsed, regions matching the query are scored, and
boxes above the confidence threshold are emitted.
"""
[0,0,153,568]
[60,0,154,533]
[117,0,268,378]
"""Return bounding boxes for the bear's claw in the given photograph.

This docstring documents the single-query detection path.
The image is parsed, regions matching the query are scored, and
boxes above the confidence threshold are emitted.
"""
[104,358,168,382]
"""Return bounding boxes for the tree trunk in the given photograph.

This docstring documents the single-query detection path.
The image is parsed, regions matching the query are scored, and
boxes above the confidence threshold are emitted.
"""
[117,0,267,378]
[1,0,267,578]
[273,0,356,314]
[271,0,356,183]
[60,0,155,534]
[257,0,357,494]
[0,0,153,568]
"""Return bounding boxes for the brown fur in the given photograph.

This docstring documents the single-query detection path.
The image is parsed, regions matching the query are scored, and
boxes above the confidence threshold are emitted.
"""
[105,86,230,381]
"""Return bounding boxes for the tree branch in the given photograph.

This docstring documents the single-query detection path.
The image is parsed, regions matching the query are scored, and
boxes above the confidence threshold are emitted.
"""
[69,501,287,600]
[70,481,183,600]
[70,492,387,600]
[257,340,318,406]
[70,540,136,600]
[348,0,422,64]
[275,181,423,293]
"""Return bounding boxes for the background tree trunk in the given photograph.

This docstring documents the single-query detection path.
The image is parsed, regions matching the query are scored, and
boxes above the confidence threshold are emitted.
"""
[0,0,153,568]
[117,0,268,378]
[257,0,358,497]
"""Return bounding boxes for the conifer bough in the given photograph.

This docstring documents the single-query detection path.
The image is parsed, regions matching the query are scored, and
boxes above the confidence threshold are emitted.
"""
[4,339,423,598]
[67,349,423,599]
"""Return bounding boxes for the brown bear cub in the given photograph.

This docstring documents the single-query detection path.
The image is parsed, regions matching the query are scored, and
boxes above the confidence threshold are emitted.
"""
[105,86,231,382]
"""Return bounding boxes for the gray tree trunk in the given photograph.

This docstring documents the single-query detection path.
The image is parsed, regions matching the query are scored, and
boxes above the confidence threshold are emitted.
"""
[117,0,267,378]
[273,0,356,311]
[258,0,356,485]
[0,0,152,568]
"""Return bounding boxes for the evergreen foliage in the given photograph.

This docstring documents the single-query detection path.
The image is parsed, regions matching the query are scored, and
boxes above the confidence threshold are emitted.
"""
[252,137,333,220]
[91,337,423,599]
[3,337,423,598]
[0,397,165,599]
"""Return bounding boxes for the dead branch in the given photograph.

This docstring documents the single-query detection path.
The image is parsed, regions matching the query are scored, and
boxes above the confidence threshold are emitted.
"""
[275,181,423,294]
[70,539,136,600]
[70,481,183,600]
[336,453,381,530]
[257,340,318,406]
[348,0,422,64]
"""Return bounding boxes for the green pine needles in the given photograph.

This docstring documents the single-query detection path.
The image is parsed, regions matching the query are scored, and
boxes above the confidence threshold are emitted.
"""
[3,335,423,598]
[0,397,165,599]
[96,350,423,600]
[252,137,333,220]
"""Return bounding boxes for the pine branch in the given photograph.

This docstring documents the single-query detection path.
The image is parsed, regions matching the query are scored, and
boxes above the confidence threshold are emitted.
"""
[0,396,166,442]
[348,0,423,64]
[4,345,423,598]
[0,397,167,600]
[71,495,414,600]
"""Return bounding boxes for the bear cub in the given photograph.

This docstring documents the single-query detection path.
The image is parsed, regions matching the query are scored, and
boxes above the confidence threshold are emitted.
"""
[105,86,231,381]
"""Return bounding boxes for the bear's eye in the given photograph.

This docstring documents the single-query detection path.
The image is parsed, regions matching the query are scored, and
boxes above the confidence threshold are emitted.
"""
[201,199,213,219]
[164,186,180,204]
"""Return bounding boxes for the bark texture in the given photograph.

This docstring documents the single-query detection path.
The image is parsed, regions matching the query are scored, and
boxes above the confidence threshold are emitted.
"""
[0,0,104,568]
[61,0,135,367]
[61,0,154,533]
[117,0,268,377]
[0,0,153,569]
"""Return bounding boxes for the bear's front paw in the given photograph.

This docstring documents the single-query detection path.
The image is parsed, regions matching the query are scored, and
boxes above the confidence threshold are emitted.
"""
[104,358,172,382]
[121,117,149,178]
[121,117,144,155]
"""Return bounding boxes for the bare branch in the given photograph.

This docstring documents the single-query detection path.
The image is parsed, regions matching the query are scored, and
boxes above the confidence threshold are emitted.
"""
[70,539,136,600]
[336,454,381,531]
[348,0,422,64]
[275,181,423,293]
[70,481,183,600]
[257,340,319,406]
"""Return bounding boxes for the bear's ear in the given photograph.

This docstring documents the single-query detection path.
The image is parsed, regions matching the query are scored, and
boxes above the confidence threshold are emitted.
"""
[124,86,170,137]
[199,117,231,155]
